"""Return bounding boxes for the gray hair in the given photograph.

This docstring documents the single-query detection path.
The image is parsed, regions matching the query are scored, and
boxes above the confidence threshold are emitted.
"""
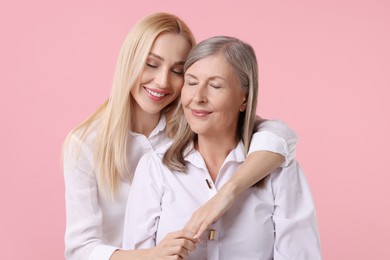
[184,36,259,153]
[163,36,259,172]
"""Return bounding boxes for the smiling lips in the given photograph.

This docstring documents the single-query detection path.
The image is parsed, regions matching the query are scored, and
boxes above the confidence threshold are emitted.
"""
[144,87,168,100]
[190,109,212,117]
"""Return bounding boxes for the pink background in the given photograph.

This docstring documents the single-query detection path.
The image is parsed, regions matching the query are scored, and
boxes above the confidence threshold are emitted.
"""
[1,0,389,259]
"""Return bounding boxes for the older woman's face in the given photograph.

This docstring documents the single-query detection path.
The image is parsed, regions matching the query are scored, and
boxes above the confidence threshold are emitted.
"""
[182,54,247,139]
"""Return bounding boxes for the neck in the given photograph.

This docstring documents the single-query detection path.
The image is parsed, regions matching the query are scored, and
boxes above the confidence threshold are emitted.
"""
[196,133,239,182]
[131,103,161,138]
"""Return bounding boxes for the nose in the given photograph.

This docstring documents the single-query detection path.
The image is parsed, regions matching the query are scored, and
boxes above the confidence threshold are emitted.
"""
[193,83,208,104]
[155,68,169,88]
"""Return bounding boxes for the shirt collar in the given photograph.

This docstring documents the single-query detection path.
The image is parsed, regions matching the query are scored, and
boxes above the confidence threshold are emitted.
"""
[149,114,166,138]
[128,114,166,138]
[184,140,246,170]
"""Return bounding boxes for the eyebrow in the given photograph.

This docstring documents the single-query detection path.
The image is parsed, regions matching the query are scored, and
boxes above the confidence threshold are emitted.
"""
[185,73,227,81]
[149,52,185,65]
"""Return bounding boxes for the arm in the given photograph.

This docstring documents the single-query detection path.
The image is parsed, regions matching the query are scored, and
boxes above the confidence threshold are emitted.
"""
[249,117,298,167]
[63,134,119,260]
[184,118,297,238]
[122,154,163,250]
[272,161,322,259]
[122,153,196,258]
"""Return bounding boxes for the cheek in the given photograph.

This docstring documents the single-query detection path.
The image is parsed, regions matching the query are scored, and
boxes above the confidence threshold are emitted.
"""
[139,70,151,83]
[180,87,192,106]
[171,76,184,91]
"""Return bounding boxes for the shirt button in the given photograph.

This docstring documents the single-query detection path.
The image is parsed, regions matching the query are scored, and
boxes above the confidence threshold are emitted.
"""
[205,179,212,189]
[208,229,216,240]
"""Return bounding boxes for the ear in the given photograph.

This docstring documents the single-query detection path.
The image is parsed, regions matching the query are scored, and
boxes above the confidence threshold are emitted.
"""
[239,95,248,112]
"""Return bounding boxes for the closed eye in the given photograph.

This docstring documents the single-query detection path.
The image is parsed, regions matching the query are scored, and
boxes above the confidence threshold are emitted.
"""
[185,81,197,86]
[172,69,184,75]
[147,63,158,68]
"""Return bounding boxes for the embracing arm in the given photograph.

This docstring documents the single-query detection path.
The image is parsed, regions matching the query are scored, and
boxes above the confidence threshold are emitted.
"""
[222,118,298,196]
[184,118,298,238]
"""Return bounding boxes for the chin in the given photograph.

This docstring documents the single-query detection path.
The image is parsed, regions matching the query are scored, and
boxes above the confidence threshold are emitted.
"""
[190,128,208,136]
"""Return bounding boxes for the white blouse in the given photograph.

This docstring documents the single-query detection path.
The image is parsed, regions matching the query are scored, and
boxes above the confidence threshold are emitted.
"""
[63,116,297,260]
[122,141,321,259]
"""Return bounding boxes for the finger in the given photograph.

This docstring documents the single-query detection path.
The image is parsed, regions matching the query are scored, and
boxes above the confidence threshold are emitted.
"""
[168,237,196,252]
[194,221,210,239]
[159,256,181,260]
[176,230,198,242]
[166,245,189,259]
[160,233,197,251]
[166,229,197,242]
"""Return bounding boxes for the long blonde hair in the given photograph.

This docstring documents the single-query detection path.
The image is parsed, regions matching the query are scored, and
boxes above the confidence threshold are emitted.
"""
[63,13,195,198]
[163,36,259,172]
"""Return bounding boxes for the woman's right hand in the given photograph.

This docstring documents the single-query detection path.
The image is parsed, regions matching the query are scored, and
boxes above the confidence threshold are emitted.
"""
[111,230,196,260]
[151,230,197,259]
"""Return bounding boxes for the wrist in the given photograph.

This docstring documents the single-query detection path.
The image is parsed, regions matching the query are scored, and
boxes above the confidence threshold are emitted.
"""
[110,249,151,260]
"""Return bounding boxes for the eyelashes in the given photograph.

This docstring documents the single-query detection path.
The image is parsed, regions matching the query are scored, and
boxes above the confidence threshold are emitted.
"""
[146,62,183,76]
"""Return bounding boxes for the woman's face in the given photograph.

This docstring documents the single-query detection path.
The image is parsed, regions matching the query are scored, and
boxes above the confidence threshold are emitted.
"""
[131,32,191,117]
[182,54,247,139]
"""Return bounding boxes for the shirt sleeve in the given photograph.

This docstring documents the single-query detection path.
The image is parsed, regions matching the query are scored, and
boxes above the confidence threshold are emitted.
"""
[249,117,298,167]
[122,153,164,250]
[63,134,119,260]
[271,160,322,260]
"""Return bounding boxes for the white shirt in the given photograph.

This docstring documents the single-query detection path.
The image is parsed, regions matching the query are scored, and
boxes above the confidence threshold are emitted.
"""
[63,116,297,260]
[123,141,321,259]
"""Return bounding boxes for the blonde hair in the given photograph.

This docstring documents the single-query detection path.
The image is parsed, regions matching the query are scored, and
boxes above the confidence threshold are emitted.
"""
[163,36,259,172]
[63,13,195,198]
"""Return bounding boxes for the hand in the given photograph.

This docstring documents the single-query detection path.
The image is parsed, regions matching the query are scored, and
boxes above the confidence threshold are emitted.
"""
[149,230,197,259]
[183,184,237,239]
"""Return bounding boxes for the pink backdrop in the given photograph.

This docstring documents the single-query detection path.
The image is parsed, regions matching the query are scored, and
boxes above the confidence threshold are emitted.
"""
[1,0,389,259]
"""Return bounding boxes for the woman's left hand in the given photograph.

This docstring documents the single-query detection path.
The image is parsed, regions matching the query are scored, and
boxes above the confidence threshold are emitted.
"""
[183,183,237,239]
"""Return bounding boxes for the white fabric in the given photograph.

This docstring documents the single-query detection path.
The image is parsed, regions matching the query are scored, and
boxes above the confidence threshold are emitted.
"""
[252,117,298,167]
[123,141,321,259]
[63,116,297,260]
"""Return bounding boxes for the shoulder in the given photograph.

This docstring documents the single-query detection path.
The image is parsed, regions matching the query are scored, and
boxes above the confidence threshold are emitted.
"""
[63,123,100,167]
[138,141,171,168]
[256,117,296,135]
[154,141,173,157]
[135,141,174,178]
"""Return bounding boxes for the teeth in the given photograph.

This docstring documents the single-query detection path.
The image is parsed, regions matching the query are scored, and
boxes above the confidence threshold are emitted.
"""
[146,88,165,98]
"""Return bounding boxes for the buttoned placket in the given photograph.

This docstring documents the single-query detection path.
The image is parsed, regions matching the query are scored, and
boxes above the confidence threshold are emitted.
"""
[184,142,245,260]
[203,176,221,260]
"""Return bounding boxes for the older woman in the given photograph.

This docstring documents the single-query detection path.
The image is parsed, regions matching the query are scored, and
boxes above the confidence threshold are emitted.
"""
[122,36,321,259]
[63,13,298,260]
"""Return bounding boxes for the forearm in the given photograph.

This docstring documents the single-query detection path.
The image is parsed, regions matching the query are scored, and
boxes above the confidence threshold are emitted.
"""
[221,151,284,196]
[110,249,151,260]
[183,150,284,238]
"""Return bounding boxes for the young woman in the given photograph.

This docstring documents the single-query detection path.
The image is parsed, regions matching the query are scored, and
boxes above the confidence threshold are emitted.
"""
[63,13,298,260]
[122,36,321,259]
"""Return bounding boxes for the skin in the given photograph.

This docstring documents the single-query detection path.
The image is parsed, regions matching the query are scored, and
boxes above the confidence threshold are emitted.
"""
[112,34,284,259]
[182,54,247,181]
[130,32,192,137]
[181,54,284,239]
[112,33,196,259]
[183,150,284,239]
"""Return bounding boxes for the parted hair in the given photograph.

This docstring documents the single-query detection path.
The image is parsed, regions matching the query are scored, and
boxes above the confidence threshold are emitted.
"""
[163,36,259,172]
[63,13,195,198]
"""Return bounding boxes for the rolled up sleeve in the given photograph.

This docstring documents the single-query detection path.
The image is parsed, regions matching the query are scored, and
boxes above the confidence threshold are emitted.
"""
[249,117,298,167]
